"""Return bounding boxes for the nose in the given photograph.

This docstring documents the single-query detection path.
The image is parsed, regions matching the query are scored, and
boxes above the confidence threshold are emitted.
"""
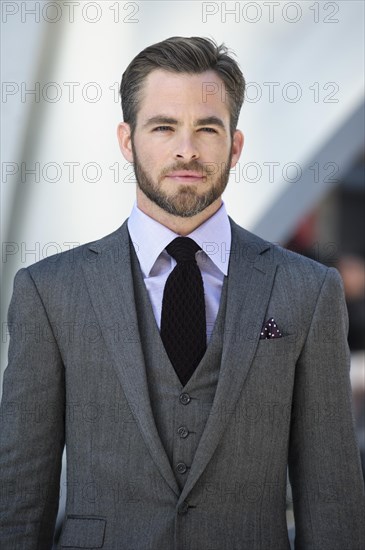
[174,133,199,160]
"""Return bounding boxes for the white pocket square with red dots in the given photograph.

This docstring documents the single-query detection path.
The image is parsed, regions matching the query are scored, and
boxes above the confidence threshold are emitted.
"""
[260,317,282,339]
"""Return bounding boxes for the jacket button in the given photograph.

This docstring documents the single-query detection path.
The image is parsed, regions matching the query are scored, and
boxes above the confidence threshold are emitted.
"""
[176,462,188,474]
[179,392,191,405]
[177,426,189,439]
[178,501,189,515]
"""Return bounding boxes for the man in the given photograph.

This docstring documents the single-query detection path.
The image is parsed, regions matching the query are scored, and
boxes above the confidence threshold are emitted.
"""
[0,36,364,550]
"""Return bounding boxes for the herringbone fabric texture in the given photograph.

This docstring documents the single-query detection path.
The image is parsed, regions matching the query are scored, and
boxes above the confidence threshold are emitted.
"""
[161,237,206,386]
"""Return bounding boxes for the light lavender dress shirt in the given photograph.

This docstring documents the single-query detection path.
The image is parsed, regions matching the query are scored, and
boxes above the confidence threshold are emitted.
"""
[127,202,231,342]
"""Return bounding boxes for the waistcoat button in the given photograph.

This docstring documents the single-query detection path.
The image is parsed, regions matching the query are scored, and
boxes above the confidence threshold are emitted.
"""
[176,462,188,474]
[177,426,189,439]
[179,392,191,405]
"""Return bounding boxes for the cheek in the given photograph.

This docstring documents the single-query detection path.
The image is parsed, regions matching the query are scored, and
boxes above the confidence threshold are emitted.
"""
[201,138,230,156]
[134,139,166,167]
[203,145,231,172]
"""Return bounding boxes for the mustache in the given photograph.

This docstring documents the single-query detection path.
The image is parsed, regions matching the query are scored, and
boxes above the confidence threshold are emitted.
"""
[160,160,208,177]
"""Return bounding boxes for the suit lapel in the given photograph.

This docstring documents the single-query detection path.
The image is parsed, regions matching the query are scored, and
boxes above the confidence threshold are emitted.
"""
[81,221,180,497]
[179,218,278,505]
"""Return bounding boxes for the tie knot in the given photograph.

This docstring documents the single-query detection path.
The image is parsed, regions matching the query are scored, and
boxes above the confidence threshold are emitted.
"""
[166,237,201,263]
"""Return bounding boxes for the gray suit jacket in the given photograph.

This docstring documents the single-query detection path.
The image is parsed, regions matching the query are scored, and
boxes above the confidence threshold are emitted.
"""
[1,218,364,550]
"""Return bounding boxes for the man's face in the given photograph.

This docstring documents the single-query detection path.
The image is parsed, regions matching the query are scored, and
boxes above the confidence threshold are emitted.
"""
[119,69,243,217]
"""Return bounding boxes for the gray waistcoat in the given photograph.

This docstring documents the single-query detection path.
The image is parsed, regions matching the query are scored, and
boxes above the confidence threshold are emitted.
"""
[130,241,228,490]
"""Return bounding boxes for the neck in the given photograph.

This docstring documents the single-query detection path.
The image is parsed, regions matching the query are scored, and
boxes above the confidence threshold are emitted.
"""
[136,189,222,236]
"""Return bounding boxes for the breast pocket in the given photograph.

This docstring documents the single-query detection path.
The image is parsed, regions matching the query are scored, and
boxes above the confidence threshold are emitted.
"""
[254,334,297,358]
[59,515,106,548]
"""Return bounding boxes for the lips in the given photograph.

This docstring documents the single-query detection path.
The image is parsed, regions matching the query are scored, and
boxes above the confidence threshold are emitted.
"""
[166,171,204,179]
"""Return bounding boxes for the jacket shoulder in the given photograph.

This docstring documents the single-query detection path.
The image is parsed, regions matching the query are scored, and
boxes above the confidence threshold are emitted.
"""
[24,221,129,277]
[229,216,338,286]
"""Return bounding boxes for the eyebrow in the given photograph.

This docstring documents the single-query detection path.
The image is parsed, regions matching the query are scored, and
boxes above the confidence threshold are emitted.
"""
[142,115,226,131]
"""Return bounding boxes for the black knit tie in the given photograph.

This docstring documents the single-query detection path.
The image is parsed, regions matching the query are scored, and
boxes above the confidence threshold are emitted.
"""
[161,237,206,386]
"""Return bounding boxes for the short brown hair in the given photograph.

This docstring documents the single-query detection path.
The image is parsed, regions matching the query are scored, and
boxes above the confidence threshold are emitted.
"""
[119,36,245,137]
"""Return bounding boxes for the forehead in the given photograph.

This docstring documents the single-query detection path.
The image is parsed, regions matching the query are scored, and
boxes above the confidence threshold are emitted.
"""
[137,69,230,121]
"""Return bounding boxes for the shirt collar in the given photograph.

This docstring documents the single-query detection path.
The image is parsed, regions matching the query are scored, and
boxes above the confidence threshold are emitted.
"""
[188,203,231,276]
[127,201,231,277]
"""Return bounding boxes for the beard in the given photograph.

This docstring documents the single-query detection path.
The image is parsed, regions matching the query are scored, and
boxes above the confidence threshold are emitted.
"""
[131,139,233,218]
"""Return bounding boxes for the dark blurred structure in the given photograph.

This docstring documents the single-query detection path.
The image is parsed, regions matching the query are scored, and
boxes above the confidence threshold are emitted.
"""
[286,150,365,348]
[337,255,365,351]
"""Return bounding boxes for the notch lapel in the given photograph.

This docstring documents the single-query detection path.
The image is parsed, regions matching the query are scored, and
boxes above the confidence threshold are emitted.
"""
[179,218,278,505]
[81,221,180,497]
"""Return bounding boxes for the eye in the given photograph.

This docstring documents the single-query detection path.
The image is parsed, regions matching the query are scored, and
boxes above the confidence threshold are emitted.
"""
[152,126,173,132]
[199,127,218,133]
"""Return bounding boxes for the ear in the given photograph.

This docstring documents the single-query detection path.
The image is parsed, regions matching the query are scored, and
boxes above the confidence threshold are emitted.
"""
[230,129,244,168]
[117,122,134,163]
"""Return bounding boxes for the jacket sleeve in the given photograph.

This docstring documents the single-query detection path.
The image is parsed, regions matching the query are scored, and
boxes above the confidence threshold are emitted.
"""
[288,267,365,549]
[0,268,65,549]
